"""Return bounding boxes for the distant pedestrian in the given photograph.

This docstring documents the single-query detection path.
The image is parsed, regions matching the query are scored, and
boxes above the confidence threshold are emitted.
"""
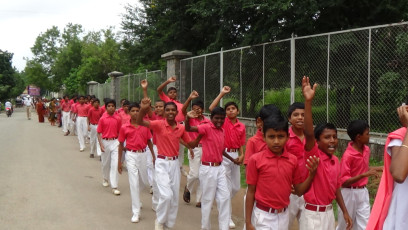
[23,95,33,120]
[36,98,46,123]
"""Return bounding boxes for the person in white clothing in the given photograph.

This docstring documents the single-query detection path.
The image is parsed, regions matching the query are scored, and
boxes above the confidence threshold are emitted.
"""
[23,96,33,120]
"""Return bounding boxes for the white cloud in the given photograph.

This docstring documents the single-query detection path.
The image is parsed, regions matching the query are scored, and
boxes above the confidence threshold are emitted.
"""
[0,0,135,71]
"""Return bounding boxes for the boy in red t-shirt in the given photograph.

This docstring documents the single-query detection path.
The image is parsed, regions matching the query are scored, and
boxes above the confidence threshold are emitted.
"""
[118,102,155,223]
[136,97,198,230]
[87,98,103,158]
[185,106,237,230]
[73,95,90,152]
[97,99,122,196]
[336,120,381,230]
[245,113,319,230]
[300,76,352,230]
[157,76,188,176]
[209,86,245,228]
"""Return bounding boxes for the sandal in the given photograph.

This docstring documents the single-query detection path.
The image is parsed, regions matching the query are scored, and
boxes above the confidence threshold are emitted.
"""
[196,202,201,208]
[183,186,190,203]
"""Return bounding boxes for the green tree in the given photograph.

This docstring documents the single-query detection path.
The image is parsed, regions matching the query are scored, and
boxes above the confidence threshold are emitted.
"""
[0,50,16,101]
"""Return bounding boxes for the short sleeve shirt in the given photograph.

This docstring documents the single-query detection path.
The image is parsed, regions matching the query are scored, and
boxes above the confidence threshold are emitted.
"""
[198,122,224,163]
[244,130,267,165]
[159,92,185,122]
[97,113,122,138]
[149,120,191,157]
[223,118,246,148]
[285,126,308,181]
[188,116,211,141]
[246,149,302,209]
[61,101,71,112]
[148,113,165,145]
[118,123,152,150]
[304,143,341,205]
[339,142,370,187]
[88,107,103,124]
[76,104,90,117]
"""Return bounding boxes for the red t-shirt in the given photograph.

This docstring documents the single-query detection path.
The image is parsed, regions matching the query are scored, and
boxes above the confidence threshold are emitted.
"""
[244,130,267,165]
[303,143,341,205]
[339,142,370,187]
[285,126,308,180]
[159,92,185,122]
[149,120,191,157]
[97,113,122,138]
[198,122,224,163]
[188,116,211,141]
[76,103,90,117]
[119,112,131,125]
[88,107,103,125]
[223,117,246,148]
[61,100,71,112]
[118,123,152,150]
[246,148,302,209]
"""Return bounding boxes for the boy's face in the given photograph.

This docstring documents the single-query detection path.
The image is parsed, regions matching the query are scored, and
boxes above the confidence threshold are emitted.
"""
[79,97,85,104]
[123,105,129,112]
[289,108,305,130]
[317,128,338,155]
[256,117,263,131]
[129,107,140,120]
[167,89,177,100]
[93,101,99,108]
[357,128,370,145]
[106,103,116,114]
[164,105,178,121]
[192,105,203,116]
[264,128,288,155]
[226,105,239,119]
[155,102,164,116]
[211,114,226,128]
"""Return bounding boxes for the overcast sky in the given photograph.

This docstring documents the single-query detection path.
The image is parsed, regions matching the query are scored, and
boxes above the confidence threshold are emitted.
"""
[0,0,135,71]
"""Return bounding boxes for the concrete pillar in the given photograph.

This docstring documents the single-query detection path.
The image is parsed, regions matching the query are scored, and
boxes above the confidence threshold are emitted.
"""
[87,81,99,96]
[108,71,124,107]
[161,50,192,101]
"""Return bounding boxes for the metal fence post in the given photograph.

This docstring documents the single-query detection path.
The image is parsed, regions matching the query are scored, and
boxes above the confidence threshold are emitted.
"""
[240,48,243,111]
[326,35,331,122]
[367,28,372,126]
[290,34,295,104]
[191,59,193,94]
[204,56,207,109]
[220,48,224,107]
[263,44,265,105]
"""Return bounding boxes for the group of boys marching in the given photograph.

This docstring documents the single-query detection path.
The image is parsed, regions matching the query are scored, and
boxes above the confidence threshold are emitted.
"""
[57,75,408,230]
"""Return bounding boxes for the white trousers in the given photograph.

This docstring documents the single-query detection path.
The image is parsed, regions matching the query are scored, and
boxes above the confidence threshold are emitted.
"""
[126,151,150,216]
[26,106,31,119]
[288,194,305,228]
[251,206,289,230]
[336,188,370,230]
[179,143,185,168]
[62,111,70,133]
[299,206,335,230]
[186,147,203,203]
[69,113,76,135]
[76,117,88,149]
[223,151,241,221]
[146,139,154,186]
[199,164,230,230]
[89,124,99,155]
[155,157,180,228]
[151,145,160,211]
[101,139,119,188]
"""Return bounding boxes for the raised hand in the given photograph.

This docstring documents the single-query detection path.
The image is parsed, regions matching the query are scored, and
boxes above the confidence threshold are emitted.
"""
[305,155,320,176]
[187,110,198,119]
[168,76,177,83]
[140,97,152,110]
[141,79,148,89]
[302,76,318,101]
[397,105,408,127]
[221,86,231,94]
[189,90,199,99]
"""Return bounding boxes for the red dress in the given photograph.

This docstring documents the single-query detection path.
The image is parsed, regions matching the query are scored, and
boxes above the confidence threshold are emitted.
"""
[36,102,45,123]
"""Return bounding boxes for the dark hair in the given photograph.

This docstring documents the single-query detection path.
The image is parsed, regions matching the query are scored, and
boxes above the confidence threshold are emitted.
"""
[224,101,239,110]
[128,102,140,110]
[210,106,226,118]
[287,102,305,117]
[164,101,177,110]
[120,98,126,103]
[63,95,69,99]
[155,100,164,105]
[192,100,204,110]
[347,120,369,141]
[314,123,337,140]
[105,99,116,107]
[92,98,100,104]
[122,100,130,106]
[167,87,177,93]
[78,95,85,99]
[258,104,282,121]
[263,114,288,135]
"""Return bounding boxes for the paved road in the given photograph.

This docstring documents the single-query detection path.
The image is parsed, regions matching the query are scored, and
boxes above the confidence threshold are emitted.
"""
[0,108,246,230]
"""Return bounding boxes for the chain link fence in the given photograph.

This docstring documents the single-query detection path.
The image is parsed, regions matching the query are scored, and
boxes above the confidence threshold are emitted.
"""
[180,22,408,134]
